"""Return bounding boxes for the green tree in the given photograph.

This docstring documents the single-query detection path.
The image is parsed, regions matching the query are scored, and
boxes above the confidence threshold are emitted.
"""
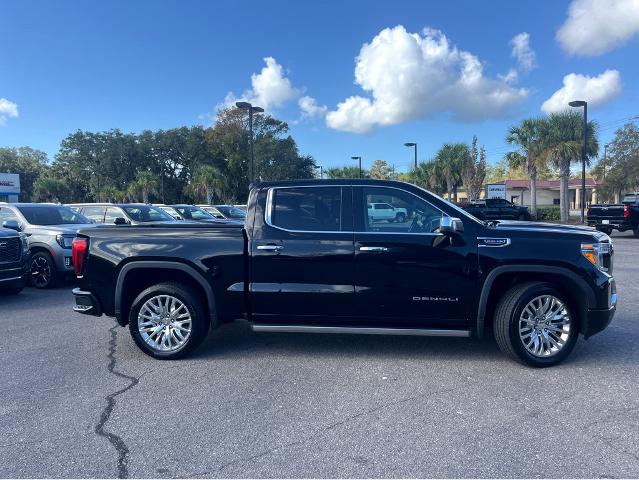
[129,171,157,203]
[0,147,49,201]
[190,164,225,204]
[592,123,639,202]
[369,160,393,179]
[409,160,445,195]
[540,111,598,222]
[434,143,470,202]
[33,177,70,203]
[505,118,545,218]
[460,136,487,202]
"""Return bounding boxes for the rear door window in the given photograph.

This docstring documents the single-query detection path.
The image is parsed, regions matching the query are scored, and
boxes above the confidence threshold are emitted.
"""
[82,206,106,223]
[269,187,342,232]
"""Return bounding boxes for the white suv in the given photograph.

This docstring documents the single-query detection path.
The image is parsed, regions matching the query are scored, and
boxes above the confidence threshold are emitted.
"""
[367,203,408,223]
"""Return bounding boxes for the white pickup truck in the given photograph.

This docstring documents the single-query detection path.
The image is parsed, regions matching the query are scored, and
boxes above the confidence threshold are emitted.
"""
[367,202,408,223]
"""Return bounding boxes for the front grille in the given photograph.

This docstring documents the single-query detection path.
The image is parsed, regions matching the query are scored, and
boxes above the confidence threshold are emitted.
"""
[0,237,21,263]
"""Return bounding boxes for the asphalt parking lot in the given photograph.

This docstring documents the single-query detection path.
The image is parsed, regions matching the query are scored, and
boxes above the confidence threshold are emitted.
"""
[1,231,638,478]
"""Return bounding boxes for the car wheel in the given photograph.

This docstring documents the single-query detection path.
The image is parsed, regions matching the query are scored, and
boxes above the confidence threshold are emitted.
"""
[129,282,210,360]
[597,227,612,235]
[30,252,57,289]
[494,282,578,367]
[396,212,406,223]
[633,228,639,238]
[518,214,527,221]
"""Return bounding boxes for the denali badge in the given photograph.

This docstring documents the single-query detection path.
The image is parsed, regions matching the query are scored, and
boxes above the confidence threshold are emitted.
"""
[478,237,511,247]
[0,242,7,248]
[413,296,459,302]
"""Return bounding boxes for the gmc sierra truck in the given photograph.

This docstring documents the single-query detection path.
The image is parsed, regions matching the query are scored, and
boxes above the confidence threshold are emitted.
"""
[72,179,617,367]
[587,193,639,236]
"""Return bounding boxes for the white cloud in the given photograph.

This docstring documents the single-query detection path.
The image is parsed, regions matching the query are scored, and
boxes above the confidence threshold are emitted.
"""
[0,98,18,126]
[223,57,300,110]
[325,26,528,134]
[557,0,639,56]
[298,95,328,120]
[541,70,622,113]
[510,32,536,71]
[498,68,519,84]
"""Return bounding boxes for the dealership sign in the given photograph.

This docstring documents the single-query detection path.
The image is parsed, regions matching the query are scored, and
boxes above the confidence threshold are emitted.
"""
[0,173,20,195]
[486,183,506,199]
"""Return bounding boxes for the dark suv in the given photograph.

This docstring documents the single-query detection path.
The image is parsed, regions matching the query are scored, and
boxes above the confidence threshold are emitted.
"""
[0,223,30,294]
[463,198,531,221]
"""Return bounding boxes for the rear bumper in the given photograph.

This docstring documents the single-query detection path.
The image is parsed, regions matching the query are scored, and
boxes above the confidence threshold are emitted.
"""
[587,219,632,230]
[72,288,102,316]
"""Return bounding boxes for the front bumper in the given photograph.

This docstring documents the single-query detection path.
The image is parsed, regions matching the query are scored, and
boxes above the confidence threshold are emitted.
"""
[583,279,617,338]
[72,288,102,316]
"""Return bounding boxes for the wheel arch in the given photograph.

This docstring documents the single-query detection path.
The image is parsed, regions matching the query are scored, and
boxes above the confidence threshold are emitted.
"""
[476,265,594,338]
[115,261,217,328]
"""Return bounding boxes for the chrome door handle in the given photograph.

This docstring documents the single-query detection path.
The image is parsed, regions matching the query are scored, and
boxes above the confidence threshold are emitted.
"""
[359,246,389,252]
[257,244,284,251]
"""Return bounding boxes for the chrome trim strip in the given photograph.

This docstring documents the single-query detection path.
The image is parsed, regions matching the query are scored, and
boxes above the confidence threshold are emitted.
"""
[477,237,512,247]
[0,275,22,282]
[251,324,471,337]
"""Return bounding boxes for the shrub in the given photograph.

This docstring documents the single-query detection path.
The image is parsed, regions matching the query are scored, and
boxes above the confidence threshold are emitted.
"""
[536,206,561,221]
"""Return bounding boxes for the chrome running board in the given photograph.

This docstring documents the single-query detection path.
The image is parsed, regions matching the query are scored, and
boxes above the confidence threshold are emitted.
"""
[251,325,471,337]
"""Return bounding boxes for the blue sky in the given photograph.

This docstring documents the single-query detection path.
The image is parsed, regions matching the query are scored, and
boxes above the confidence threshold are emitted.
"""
[1,0,638,173]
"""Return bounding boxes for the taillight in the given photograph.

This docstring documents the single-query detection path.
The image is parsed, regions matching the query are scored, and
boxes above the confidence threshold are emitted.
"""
[624,204,630,218]
[72,238,88,276]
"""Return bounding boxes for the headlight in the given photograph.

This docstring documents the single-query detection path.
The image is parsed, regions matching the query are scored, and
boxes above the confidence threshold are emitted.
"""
[56,234,75,249]
[19,233,29,252]
[581,242,612,272]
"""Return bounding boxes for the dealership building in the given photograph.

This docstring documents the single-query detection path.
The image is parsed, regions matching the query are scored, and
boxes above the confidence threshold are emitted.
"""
[0,173,20,203]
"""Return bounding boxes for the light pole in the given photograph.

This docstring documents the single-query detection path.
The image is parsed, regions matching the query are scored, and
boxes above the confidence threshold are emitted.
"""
[602,143,610,182]
[351,156,362,178]
[236,101,264,183]
[404,142,417,170]
[569,100,588,223]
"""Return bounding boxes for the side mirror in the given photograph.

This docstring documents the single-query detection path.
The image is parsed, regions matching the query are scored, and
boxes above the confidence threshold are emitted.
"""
[114,217,128,225]
[439,216,464,235]
[2,219,21,232]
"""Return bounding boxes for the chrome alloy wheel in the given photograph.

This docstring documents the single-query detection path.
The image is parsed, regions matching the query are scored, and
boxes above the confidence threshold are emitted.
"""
[137,295,192,352]
[31,256,51,288]
[519,295,571,357]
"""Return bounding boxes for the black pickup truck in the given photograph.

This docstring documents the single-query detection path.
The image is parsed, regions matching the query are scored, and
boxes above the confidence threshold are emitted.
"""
[462,198,530,221]
[587,193,639,236]
[72,179,617,367]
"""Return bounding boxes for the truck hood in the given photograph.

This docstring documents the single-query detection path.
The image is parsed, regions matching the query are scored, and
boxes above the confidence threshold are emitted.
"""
[487,220,608,241]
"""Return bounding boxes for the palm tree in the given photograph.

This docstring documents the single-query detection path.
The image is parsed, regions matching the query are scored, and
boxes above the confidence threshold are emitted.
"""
[130,171,157,203]
[435,143,470,202]
[409,160,445,195]
[190,165,225,204]
[540,112,598,222]
[505,118,545,218]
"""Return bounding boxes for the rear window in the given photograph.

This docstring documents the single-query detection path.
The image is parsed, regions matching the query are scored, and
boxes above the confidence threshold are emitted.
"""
[270,187,342,232]
[622,195,637,204]
[17,205,91,226]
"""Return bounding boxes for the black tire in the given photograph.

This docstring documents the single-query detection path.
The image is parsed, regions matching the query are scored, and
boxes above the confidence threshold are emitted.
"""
[633,228,639,238]
[518,214,527,221]
[128,282,210,360]
[30,251,58,289]
[596,227,612,235]
[396,212,406,223]
[494,282,578,367]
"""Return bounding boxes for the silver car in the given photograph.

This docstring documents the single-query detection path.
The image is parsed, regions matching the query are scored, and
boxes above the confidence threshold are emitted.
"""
[0,203,94,288]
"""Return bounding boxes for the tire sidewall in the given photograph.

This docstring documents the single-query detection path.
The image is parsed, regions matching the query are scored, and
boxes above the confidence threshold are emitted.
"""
[396,213,406,223]
[129,284,207,359]
[507,284,578,367]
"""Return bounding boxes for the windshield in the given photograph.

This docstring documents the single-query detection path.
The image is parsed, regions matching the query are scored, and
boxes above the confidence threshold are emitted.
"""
[174,206,215,220]
[17,205,91,226]
[200,206,225,219]
[160,206,182,219]
[440,198,485,225]
[122,206,175,222]
[217,206,246,219]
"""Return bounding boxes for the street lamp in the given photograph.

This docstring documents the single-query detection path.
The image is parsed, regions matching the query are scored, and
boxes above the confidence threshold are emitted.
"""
[569,100,588,223]
[236,101,264,182]
[351,156,362,178]
[404,142,417,170]
[602,143,610,182]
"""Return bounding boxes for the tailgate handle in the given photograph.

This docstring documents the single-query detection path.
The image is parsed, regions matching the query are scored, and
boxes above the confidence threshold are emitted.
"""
[257,244,284,251]
[359,246,389,252]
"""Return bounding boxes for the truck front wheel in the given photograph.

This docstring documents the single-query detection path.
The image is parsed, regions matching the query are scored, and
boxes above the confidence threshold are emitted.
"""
[494,282,578,367]
[129,282,209,359]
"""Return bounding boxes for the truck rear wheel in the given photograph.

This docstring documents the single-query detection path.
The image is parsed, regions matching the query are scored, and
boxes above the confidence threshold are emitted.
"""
[494,282,578,367]
[129,282,209,359]
[633,228,639,238]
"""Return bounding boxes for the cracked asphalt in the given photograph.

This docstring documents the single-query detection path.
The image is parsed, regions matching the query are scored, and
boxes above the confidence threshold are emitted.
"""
[1,231,638,478]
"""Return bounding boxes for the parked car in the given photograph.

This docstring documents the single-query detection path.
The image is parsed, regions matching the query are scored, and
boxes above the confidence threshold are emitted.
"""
[171,205,241,224]
[587,193,639,236]
[0,203,94,288]
[0,223,30,294]
[197,205,247,222]
[462,198,531,221]
[72,179,616,367]
[68,203,178,225]
[155,205,184,220]
[367,202,408,222]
